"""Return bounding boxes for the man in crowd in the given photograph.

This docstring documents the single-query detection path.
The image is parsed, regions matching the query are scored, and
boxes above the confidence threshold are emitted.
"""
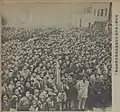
[76,74,89,111]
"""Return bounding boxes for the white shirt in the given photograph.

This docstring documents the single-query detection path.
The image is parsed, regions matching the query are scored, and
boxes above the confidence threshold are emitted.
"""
[76,80,89,98]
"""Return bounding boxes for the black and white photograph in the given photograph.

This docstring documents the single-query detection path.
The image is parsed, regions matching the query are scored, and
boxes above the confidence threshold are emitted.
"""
[0,1,112,111]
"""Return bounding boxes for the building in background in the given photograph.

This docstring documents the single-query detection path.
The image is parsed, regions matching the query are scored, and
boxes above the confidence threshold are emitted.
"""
[72,2,112,30]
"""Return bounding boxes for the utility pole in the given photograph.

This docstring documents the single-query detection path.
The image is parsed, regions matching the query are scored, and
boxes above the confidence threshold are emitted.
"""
[79,19,82,29]
[74,19,76,28]
[108,2,112,21]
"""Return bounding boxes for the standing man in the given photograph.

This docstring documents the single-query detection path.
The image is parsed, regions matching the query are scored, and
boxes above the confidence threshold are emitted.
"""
[66,75,78,110]
[76,74,89,111]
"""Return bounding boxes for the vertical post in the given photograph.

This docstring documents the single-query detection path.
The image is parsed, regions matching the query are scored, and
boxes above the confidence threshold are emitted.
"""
[94,9,96,16]
[108,2,112,21]
[97,9,100,16]
[79,19,82,29]
[0,14,1,112]
[75,19,76,28]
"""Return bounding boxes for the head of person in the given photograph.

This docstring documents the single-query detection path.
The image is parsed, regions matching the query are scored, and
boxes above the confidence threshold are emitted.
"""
[82,74,87,81]
[11,95,19,102]
[46,97,53,105]
[47,62,50,68]
[23,65,27,70]
[32,100,37,108]
[16,81,21,87]
[34,89,39,97]
[3,83,7,87]
[20,77,24,83]
[7,64,12,69]
[36,75,42,81]
[39,95,45,102]
[9,80,14,85]
[14,89,20,95]
[61,77,66,84]
[32,73,36,77]
[2,94,9,102]
[20,96,29,105]
[25,82,31,88]
[102,70,107,76]
[65,56,69,60]
[39,63,43,68]
[42,60,46,65]
[67,76,73,83]
[14,66,18,72]
[59,60,62,65]
[66,61,70,65]
[25,91,31,98]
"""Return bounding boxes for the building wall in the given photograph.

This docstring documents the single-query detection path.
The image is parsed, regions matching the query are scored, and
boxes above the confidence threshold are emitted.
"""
[72,2,110,28]
[92,2,110,21]
[72,13,94,28]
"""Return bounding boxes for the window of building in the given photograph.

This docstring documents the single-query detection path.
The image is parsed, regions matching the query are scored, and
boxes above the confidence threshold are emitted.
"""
[105,8,108,16]
[101,9,104,16]
[97,10,100,16]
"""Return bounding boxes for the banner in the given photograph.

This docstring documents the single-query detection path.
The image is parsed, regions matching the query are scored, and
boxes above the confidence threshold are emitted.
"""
[55,60,62,91]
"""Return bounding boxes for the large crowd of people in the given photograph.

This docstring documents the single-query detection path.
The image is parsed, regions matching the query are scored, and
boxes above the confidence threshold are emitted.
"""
[1,24,112,111]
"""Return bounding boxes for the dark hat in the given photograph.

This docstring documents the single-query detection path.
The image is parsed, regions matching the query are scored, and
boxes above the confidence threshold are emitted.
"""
[80,73,87,78]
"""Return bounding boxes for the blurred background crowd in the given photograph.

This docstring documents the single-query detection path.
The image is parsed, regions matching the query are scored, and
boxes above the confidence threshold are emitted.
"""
[1,25,112,111]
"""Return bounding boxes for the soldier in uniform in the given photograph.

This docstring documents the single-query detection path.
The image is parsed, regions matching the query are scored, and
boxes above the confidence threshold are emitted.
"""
[76,73,89,111]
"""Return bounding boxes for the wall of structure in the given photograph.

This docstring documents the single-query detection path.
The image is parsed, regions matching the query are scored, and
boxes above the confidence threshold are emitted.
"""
[72,2,110,28]
[92,2,110,21]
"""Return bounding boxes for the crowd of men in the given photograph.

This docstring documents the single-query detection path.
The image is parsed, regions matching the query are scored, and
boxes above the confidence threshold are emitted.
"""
[1,24,112,111]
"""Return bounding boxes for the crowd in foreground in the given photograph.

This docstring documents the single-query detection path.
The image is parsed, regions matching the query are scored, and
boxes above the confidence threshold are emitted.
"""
[1,25,112,111]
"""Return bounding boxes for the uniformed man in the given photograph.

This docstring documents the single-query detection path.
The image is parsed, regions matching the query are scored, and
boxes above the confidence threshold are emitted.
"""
[76,73,89,111]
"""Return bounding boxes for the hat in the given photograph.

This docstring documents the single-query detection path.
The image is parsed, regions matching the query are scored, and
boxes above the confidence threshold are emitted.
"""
[61,77,66,81]
[11,95,18,100]
[70,72,74,76]
[21,97,28,101]
[80,73,87,78]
